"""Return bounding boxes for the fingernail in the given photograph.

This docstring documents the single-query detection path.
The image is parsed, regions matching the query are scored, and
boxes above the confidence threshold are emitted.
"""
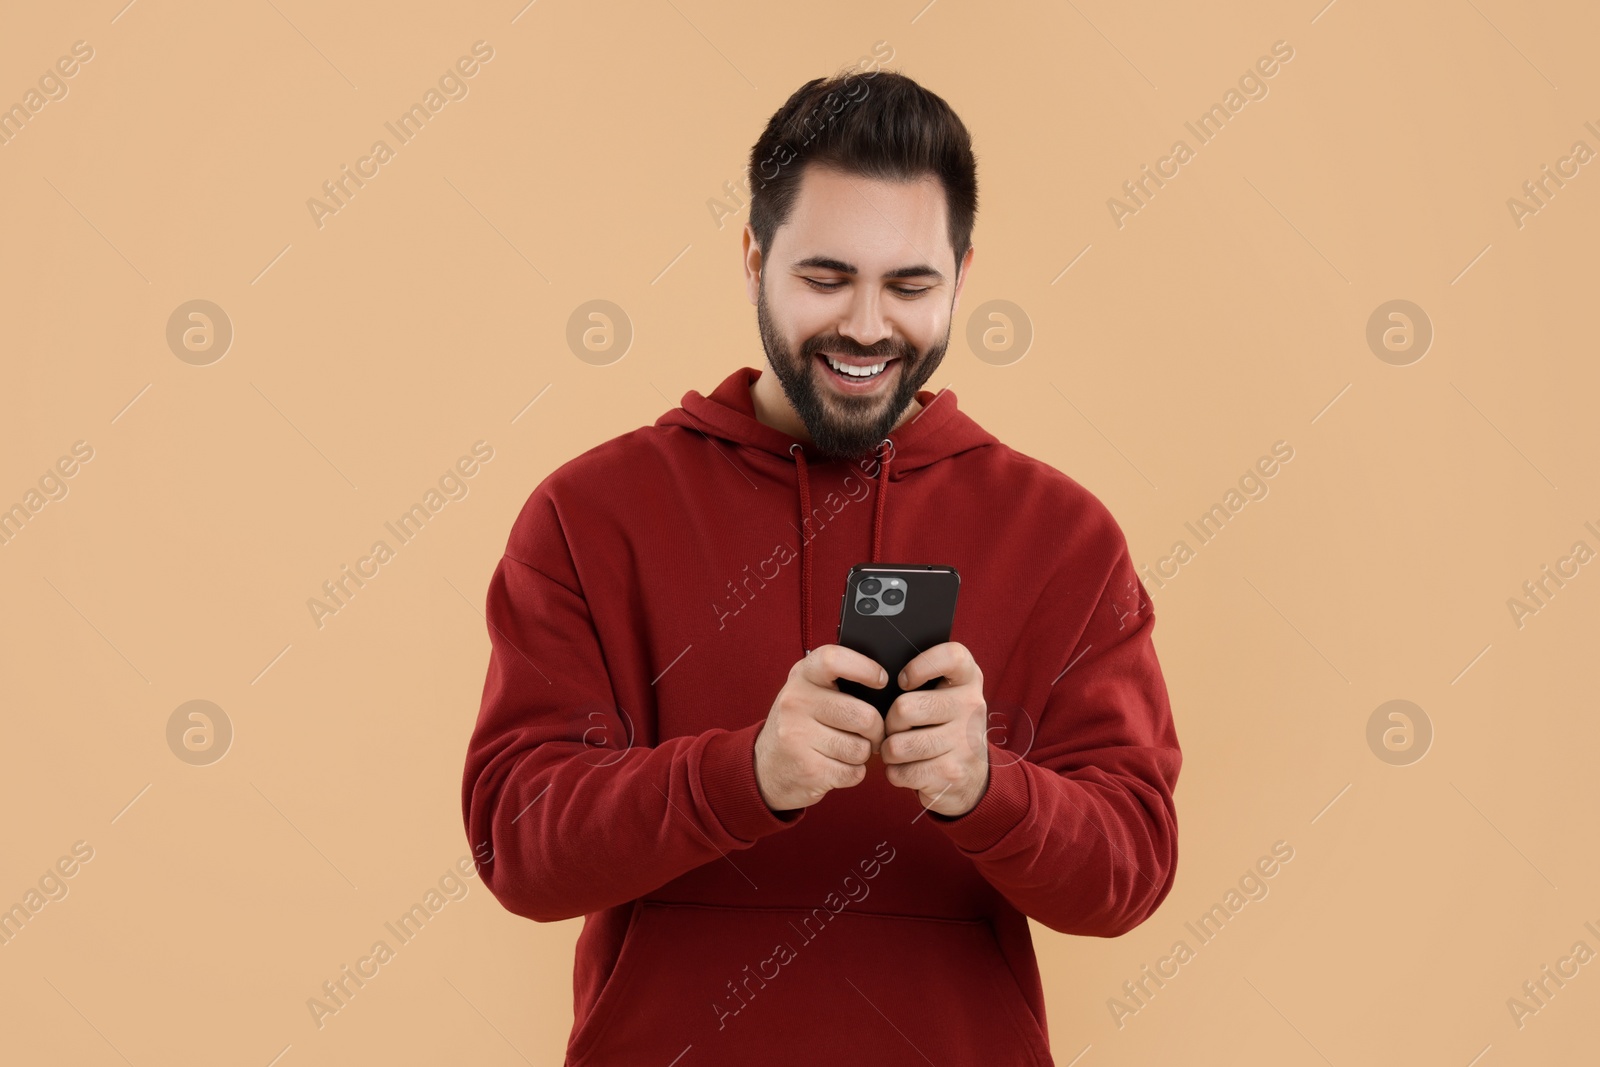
[898,671,907,686]
[879,668,887,685]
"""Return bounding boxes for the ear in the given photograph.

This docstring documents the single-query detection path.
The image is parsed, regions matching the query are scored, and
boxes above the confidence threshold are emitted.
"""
[950,244,976,317]
[742,223,763,306]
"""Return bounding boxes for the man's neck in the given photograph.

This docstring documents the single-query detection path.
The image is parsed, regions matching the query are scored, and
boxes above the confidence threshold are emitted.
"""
[749,366,922,443]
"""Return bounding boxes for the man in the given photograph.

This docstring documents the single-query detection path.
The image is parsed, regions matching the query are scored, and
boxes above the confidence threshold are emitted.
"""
[461,68,1181,1066]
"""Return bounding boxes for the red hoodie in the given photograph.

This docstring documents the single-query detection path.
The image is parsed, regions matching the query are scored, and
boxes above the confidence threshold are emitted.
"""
[461,366,1182,1066]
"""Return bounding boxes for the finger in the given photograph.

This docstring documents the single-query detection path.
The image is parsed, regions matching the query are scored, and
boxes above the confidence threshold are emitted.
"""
[799,644,887,690]
[898,641,978,691]
[813,723,874,766]
[882,755,932,793]
[822,755,868,791]
[814,693,886,749]
[884,689,953,734]
[880,721,954,765]
[789,754,865,806]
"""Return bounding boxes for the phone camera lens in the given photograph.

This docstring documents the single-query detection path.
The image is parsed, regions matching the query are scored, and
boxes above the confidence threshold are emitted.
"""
[881,587,904,605]
[858,597,879,614]
[859,578,882,595]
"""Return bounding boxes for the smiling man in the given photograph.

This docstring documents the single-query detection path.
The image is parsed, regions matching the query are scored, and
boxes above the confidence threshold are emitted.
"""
[746,159,968,459]
[462,69,1182,1066]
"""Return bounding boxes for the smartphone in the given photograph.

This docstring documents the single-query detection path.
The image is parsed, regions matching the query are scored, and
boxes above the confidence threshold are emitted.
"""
[834,563,961,716]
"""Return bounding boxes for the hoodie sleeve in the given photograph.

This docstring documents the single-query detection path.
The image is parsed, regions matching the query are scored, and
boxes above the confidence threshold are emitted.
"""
[461,489,804,924]
[926,537,1181,937]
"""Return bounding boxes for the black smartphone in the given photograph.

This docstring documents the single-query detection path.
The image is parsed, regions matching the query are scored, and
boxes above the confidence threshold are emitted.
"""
[834,563,961,716]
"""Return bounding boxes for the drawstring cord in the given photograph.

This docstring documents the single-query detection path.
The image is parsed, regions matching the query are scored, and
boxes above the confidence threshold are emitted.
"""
[790,441,814,656]
[869,439,891,564]
[790,439,894,655]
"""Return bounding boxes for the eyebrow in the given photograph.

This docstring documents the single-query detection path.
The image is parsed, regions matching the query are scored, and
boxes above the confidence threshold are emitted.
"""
[791,255,944,282]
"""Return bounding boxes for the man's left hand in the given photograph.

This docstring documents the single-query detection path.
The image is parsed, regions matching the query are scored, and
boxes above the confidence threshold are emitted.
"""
[879,641,990,818]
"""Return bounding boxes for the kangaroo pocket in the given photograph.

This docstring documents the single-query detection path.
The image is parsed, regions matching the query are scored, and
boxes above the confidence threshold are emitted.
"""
[566,900,1053,1067]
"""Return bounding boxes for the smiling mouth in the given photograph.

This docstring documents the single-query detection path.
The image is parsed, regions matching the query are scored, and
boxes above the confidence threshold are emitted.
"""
[816,351,898,383]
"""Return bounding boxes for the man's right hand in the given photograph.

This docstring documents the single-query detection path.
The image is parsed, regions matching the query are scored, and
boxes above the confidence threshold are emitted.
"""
[754,645,888,813]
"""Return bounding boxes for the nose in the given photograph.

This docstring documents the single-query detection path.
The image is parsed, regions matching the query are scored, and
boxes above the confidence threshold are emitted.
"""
[838,285,893,352]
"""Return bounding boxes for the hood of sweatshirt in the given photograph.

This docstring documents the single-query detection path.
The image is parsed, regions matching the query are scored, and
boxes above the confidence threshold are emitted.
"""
[462,364,1182,1065]
[656,365,1000,656]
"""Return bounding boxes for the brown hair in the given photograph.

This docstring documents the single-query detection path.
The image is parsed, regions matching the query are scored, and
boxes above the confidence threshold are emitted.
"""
[746,68,978,275]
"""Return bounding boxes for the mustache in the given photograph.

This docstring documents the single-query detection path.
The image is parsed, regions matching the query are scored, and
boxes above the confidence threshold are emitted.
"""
[803,337,914,361]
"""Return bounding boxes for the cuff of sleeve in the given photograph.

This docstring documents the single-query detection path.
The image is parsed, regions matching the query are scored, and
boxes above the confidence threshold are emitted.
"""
[928,745,1030,853]
[700,720,806,843]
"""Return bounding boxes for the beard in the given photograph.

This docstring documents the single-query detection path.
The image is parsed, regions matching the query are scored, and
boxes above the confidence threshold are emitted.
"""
[756,276,951,461]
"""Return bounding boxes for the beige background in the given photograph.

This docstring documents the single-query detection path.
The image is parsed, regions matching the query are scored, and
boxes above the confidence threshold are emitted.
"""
[3,0,1597,1063]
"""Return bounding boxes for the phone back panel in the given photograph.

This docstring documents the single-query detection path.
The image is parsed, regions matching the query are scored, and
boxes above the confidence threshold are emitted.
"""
[834,564,960,715]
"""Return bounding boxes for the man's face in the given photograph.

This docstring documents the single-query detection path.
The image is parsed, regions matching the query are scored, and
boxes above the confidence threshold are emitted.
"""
[747,164,972,460]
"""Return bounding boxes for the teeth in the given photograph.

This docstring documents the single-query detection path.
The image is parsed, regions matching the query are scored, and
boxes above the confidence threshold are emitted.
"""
[826,355,888,378]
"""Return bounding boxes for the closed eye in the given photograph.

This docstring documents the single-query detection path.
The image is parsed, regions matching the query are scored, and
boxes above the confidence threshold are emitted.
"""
[804,278,929,297]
